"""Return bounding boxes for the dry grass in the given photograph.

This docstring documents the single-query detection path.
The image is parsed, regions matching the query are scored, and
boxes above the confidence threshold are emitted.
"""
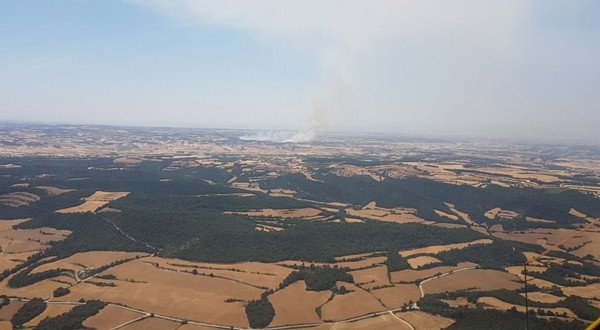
[34,186,75,196]
[0,251,37,273]
[268,281,330,326]
[569,208,587,218]
[336,257,387,270]
[435,210,459,221]
[56,191,129,214]
[0,228,69,254]
[0,219,30,232]
[334,314,413,330]
[478,297,576,318]
[350,265,390,289]
[371,284,421,309]
[391,262,477,283]
[0,301,25,321]
[0,273,68,299]
[113,158,143,165]
[484,208,502,220]
[345,218,364,223]
[120,317,181,330]
[444,203,476,225]
[422,269,521,295]
[227,208,322,220]
[561,283,600,299]
[398,239,493,258]
[0,192,40,207]
[24,304,74,327]
[83,305,144,329]
[146,257,293,290]
[523,292,564,304]
[32,251,147,274]
[255,224,284,232]
[335,252,384,262]
[396,311,455,330]
[407,256,441,269]
[320,283,385,321]
[55,259,262,327]
[345,208,425,224]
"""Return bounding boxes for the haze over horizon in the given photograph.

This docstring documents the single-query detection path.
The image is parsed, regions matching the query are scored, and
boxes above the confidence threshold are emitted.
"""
[2,1,599,143]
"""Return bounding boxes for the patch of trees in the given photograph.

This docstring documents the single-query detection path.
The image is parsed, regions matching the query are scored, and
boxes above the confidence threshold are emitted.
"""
[172,222,483,263]
[419,295,585,330]
[527,264,600,287]
[434,240,528,269]
[0,295,9,308]
[280,265,353,291]
[426,290,600,321]
[260,174,600,225]
[11,298,46,329]
[36,300,106,330]
[53,287,70,297]
[245,296,275,329]
[8,268,68,288]
[385,250,410,272]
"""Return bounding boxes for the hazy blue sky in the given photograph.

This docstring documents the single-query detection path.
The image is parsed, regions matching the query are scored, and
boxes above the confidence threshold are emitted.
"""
[1,1,599,142]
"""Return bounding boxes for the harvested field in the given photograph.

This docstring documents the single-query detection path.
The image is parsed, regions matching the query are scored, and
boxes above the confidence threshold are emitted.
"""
[320,283,385,321]
[56,191,129,213]
[268,281,330,326]
[505,266,559,288]
[396,311,455,330]
[391,262,477,283]
[113,157,143,165]
[337,257,387,270]
[1,274,68,299]
[0,301,25,321]
[435,210,459,221]
[0,219,30,231]
[345,218,364,223]
[0,251,37,272]
[484,208,502,220]
[334,314,412,330]
[147,257,293,290]
[83,305,144,329]
[255,224,284,232]
[179,324,226,330]
[0,192,40,207]
[431,223,466,229]
[120,316,181,330]
[55,259,262,327]
[561,283,600,299]
[24,303,74,327]
[407,256,441,269]
[227,208,323,220]
[422,269,521,295]
[350,265,390,289]
[444,203,476,225]
[345,208,425,224]
[523,292,564,304]
[34,186,75,196]
[569,208,587,218]
[32,251,147,274]
[335,252,384,262]
[478,297,576,318]
[370,284,421,309]
[398,239,493,257]
[441,297,474,308]
[0,227,70,254]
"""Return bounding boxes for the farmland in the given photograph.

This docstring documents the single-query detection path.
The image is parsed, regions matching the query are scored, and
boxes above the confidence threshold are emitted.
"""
[0,124,599,329]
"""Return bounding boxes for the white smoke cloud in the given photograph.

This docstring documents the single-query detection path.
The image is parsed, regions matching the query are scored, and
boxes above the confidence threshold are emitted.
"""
[134,0,550,140]
[240,130,315,143]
